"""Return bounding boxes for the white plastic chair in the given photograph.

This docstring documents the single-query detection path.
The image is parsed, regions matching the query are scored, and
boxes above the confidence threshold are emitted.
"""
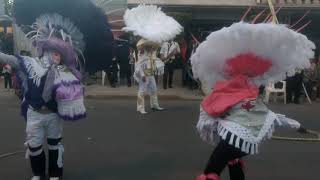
[264,81,287,104]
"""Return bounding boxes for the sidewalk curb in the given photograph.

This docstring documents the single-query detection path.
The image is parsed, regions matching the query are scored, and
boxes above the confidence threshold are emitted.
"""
[85,94,203,101]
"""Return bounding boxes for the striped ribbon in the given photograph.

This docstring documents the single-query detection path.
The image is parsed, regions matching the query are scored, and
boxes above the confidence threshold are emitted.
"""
[267,0,279,24]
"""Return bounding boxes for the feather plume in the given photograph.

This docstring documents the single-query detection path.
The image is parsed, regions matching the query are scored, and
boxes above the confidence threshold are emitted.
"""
[27,13,85,52]
[122,4,183,43]
[191,22,315,90]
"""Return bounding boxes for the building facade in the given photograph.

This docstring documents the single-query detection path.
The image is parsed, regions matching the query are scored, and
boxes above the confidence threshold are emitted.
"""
[128,0,320,6]
[0,0,4,16]
[128,0,256,6]
[127,0,320,57]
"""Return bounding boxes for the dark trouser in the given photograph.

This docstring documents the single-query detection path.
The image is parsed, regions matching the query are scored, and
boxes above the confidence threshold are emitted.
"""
[204,140,247,180]
[120,65,132,87]
[107,71,118,87]
[4,72,12,89]
[182,64,198,89]
[163,63,174,89]
[286,73,303,103]
[182,64,189,86]
[304,80,317,100]
[316,82,320,98]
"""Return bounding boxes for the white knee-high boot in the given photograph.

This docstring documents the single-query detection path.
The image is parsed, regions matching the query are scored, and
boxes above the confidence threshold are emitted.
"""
[137,92,147,114]
[150,93,164,111]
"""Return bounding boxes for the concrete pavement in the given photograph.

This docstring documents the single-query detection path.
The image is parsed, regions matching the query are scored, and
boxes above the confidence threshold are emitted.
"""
[0,77,204,100]
[0,92,319,180]
[85,85,204,100]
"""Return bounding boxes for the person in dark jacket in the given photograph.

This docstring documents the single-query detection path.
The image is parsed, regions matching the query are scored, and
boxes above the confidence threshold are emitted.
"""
[2,64,12,89]
[286,70,304,104]
[116,39,132,87]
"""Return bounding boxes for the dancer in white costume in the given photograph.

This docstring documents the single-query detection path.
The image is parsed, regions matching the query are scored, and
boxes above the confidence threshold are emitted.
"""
[134,39,165,114]
[122,4,183,114]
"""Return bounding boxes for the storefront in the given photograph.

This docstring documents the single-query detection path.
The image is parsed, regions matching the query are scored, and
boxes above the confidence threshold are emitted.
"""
[127,0,320,57]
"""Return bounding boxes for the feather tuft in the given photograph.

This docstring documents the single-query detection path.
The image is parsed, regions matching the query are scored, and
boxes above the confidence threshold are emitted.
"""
[122,4,183,43]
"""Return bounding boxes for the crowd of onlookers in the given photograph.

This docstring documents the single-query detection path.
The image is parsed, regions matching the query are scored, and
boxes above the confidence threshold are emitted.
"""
[299,59,320,102]
[0,35,202,99]
[101,35,320,105]
[95,35,201,90]
[0,33,15,92]
[1,31,320,105]
[269,58,320,104]
[100,35,320,106]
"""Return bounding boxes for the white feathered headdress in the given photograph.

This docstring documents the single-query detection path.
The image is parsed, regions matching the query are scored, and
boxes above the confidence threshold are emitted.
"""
[122,4,183,43]
[191,22,315,93]
[26,13,85,53]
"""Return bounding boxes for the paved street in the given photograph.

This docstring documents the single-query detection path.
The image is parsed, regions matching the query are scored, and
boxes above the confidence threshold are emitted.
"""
[0,92,319,180]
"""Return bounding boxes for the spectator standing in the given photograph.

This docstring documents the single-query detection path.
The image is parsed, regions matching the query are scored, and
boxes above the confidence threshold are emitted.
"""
[315,59,320,100]
[180,39,189,87]
[107,57,119,88]
[116,39,132,87]
[160,40,180,89]
[286,69,304,104]
[303,59,317,100]
[3,64,12,90]
[184,38,199,89]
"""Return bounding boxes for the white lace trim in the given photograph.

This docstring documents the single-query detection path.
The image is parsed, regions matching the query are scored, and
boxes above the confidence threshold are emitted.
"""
[23,57,48,87]
[196,107,220,146]
[54,71,79,85]
[57,97,86,119]
[197,107,281,154]
[218,111,278,154]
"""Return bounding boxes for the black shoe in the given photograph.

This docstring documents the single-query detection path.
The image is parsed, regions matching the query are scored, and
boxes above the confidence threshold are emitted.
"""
[169,86,173,88]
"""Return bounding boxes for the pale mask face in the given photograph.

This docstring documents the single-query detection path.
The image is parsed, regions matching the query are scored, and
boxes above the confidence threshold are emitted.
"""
[52,51,62,65]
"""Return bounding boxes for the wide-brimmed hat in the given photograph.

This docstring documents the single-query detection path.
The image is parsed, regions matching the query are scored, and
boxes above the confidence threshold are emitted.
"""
[136,39,160,50]
[37,38,81,80]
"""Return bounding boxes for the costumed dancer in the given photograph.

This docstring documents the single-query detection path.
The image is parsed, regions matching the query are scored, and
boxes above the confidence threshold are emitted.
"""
[122,5,183,114]
[191,22,315,180]
[0,14,86,180]
[13,0,114,74]
[135,39,165,114]
[0,0,113,179]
